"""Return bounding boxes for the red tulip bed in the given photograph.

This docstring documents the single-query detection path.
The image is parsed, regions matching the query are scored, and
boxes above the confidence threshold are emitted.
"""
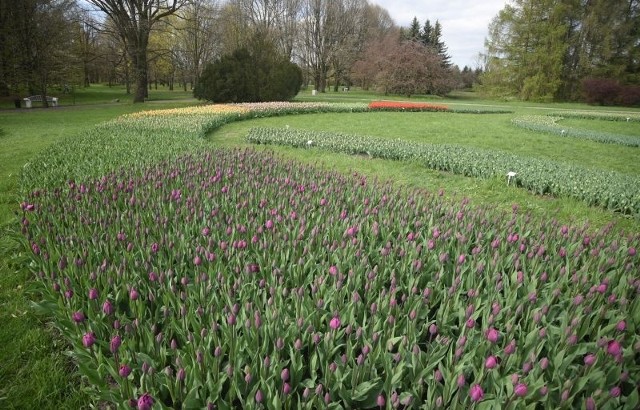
[17,103,640,409]
[368,101,450,112]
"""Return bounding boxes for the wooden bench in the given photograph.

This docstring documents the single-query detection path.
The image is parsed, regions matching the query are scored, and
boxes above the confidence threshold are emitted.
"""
[23,95,58,108]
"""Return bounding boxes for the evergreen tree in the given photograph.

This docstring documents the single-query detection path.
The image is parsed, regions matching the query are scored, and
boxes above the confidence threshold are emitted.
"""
[407,16,421,41]
[194,35,302,103]
[481,0,639,101]
[430,20,451,68]
[420,19,433,47]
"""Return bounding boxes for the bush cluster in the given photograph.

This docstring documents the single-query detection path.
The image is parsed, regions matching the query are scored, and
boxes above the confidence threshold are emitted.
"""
[194,38,302,103]
[582,78,640,107]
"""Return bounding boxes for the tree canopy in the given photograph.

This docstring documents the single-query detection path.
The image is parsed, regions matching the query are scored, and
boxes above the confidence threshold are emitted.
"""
[480,0,640,102]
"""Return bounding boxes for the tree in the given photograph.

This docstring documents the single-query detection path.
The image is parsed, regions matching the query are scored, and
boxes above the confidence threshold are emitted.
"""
[430,20,451,68]
[407,16,421,41]
[350,9,396,90]
[194,36,302,102]
[420,19,432,47]
[0,0,78,102]
[353,32,453,97]
[298,0,367,93]
[174,0,220,90]
[480,0,640,101]
[84,0,188,103]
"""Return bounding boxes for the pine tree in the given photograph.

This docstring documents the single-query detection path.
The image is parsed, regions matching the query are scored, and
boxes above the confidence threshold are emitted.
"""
[420,19,433,47]
[430,20,451,68]
[407,16,421,41]
[481,0,639,101]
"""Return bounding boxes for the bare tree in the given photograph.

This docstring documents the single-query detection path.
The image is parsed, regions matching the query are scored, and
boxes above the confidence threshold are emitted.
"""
[298,0,365,92]
[84,0,188,102]
[223,0,301,58]
[176,0,220,88]
[353,33,453,97]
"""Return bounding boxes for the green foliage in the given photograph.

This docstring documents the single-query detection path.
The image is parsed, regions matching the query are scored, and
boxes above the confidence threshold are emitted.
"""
[194,37,302,103]
[480,0,640,102]
[247,127,640,216]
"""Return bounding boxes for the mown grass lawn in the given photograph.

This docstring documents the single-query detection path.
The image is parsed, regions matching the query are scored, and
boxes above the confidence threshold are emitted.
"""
[0,88,638,408]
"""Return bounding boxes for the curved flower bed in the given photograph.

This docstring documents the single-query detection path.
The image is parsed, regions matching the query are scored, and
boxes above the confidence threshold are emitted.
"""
[548,112,640,122]
[247,127,640,217]
[511,115,640,147]
[16,102,640,409]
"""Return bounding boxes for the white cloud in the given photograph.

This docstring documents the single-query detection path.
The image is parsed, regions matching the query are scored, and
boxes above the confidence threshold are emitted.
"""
[370,0,508,68]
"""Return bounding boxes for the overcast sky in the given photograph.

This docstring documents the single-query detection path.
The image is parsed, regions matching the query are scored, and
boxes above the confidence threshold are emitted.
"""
[371,0,509,68]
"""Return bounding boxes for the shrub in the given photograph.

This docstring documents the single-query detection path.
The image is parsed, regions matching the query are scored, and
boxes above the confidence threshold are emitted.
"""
[582,78,622,106]
[194,38,302,103]
[582,78,640,106]
[618,85,640,106]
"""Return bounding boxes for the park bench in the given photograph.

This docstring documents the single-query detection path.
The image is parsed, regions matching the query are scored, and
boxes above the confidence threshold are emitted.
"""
[23,95,58,108]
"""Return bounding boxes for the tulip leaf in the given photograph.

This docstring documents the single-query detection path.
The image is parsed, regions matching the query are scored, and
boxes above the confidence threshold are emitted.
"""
[352,378,381,401]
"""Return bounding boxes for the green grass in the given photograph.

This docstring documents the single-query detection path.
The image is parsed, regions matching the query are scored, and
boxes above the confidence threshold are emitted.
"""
[558,117,640,136]
[0,83,196,109]
[1,87,639,407]
[211,111,640,175]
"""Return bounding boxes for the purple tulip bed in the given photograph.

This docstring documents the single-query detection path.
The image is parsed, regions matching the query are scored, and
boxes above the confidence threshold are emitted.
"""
[17,104,640,409]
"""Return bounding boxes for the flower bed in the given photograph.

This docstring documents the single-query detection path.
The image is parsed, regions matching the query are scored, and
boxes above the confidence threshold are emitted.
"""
[368,101,450,112]
[16,102,640,409]
[21,147,640,409]
[548,112,640,122]
[511,115,640,147]
[247,127,640,216]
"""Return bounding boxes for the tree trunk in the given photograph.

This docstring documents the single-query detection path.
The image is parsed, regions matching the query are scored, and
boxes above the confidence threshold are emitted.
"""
[131,48,148,103]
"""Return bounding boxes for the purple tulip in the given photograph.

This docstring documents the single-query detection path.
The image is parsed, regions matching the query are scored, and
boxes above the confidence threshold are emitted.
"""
[110,335,122,353]
[102,299,114,315]
[469,384,484,402]
[281,368,289,382]
[329,315,341,330]
[607,340,622,356]
[137,393,154,410]
[584,354,596,366]
[119,364,132,378]
[88,288,99,300]
[485,355,498,369]
[514,383,528,397]
[129,288,139,301]
[486,327,499,343]
[82,332,96,348]
[72,311,85,323]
